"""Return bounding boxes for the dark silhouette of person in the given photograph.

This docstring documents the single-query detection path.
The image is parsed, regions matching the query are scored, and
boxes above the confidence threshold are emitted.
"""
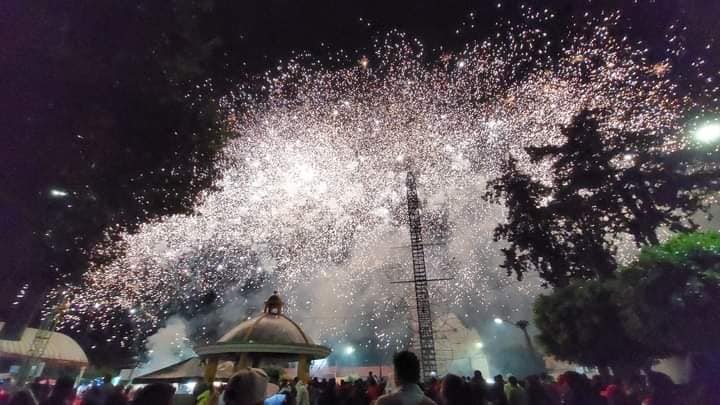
[441,374,470,405]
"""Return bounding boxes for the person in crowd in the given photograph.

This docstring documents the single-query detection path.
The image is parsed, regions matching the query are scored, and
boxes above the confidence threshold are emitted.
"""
[643,372,675,405]
[423,377,441,404]
[317,379,337,405]
[366,377,382,405]
[105,388,128,405]
[538,375,560,405]
[279,379,296,405]
[99,376,114,403]
[131,384,174,405]
[30,378,50,404]
[8,391,35,405]
[503,376,527,405]
[81,385,103,405]
[488,375,508,405]
[307,379,319,405]
[469,370,487,405]
[600,376,627,405]
[294,378,309,405]
[524,375,550,405]
[347,379,368,405]
[40,376,75,405]
[367,373,377,386]
[622,374,646,405]
[440,374,469,405]
[195,383,213,405]
[375,351,436,405]
[223,368,279,405]
[560,371,604,405]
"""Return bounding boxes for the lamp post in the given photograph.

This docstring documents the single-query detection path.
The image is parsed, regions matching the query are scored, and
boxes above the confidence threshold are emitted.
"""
[493,317,536,356]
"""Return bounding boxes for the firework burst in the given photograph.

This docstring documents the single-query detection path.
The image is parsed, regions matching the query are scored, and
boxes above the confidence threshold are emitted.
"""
[57,8,714,353]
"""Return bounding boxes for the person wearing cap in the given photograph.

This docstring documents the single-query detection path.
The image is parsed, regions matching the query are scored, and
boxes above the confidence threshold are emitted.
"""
[376,351,436,405]
[224,369,279,405]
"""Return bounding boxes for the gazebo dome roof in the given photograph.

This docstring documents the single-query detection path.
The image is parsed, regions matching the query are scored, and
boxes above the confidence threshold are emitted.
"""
[219,311,313,346]
[194,292,330,361]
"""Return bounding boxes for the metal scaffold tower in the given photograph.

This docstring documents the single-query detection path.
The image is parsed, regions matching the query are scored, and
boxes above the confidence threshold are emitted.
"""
[405,171,437,379]
[15,302,66,386]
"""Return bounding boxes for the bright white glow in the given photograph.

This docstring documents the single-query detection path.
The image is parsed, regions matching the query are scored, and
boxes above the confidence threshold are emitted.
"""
[695,123,720,144]
[486,378,495,384]
[475,341,484,349]
[184,382,197,392]
[344,346,355,355]
[494,317,503,325]
[49,189,68,198]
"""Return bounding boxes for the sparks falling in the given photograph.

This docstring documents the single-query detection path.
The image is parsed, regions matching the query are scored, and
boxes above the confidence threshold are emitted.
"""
[56,9,716,353]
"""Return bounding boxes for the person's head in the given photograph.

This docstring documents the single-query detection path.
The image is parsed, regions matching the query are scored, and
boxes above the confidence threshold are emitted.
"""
[52,376,75,400]
[193,382,210,397]
[494,375,504,385]
[473,370,483,379]
[106,390,129,405]
[526,375,541,388]
[392,351,421,386]
[441,374,468,405]
[9,391,35,405]
[131,383,175,405]
[224,369,279,405]
[508,376,518,387]
[103,375,112,384]
[622,374,644,396]
[293,377,300,385]
[368,372,373,377]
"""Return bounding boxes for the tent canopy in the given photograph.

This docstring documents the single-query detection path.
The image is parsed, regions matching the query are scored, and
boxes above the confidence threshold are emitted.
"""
[133,358,235,383]
[0,327,88,367]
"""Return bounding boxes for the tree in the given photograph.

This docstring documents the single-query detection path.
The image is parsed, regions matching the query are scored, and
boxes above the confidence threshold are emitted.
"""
[619,231,720,356]
[486,109,720,287]
[533,279,654,370]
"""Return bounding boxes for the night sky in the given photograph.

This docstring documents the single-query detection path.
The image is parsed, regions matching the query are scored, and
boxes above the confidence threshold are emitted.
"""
[2,0,719,366]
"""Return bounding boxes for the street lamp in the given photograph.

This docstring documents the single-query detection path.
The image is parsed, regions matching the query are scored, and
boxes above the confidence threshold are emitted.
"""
[694,122,720,144]
[494,318,536,356]
[344,346,355,355]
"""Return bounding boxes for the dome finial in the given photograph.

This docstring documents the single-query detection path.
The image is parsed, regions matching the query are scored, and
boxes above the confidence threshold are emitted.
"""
[264,291,283,315]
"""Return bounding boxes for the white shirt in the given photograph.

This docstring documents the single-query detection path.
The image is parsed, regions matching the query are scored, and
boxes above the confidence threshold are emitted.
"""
[376,384,436,405]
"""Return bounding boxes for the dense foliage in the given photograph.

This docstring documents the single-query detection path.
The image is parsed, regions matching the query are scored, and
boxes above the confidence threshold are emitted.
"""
[534,231,720,368]
[487,110,720,287]
[620,231,720,356]
[534,279,654,369]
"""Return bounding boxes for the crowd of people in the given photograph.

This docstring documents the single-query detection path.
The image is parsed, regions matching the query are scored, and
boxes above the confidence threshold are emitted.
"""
[0,351,712,405]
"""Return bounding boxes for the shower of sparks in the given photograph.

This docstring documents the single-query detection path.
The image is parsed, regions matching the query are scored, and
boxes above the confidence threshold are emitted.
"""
[55,8,717,353]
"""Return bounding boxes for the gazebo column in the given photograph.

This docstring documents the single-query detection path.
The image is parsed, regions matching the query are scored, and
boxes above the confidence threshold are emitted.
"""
[234,353,251,371]
[204,357,219,384]
[297,355,310,383]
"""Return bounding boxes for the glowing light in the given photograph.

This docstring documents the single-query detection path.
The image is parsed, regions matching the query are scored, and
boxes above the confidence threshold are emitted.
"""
[494,318,504,325]
[344,346,355,355]
[475,341,484,349]
[695,123,720,144]
[49,189,68,198]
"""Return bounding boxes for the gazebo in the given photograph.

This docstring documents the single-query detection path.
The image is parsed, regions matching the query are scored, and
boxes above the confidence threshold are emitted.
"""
[194,292,330,383]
